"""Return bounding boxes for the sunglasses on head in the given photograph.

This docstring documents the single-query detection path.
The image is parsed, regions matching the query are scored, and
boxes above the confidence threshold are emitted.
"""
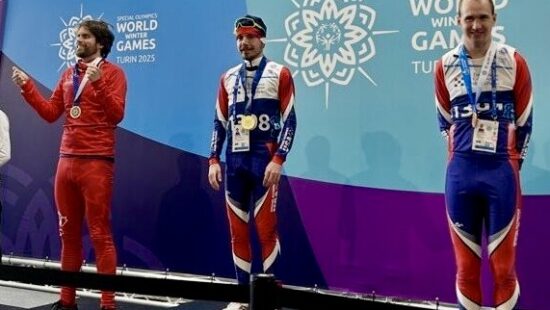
[234,17,265,33]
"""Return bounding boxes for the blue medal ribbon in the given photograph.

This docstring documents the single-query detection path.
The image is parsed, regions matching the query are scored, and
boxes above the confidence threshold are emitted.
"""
[232,56,267,120]
[72,58,104,108]
[458,45,498,121]
[490,56,497,120]
[72,63,82,107]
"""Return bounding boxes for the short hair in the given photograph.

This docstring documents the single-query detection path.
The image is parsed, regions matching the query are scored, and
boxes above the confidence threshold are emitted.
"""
[458,0,495,16]
[78,20,115,58]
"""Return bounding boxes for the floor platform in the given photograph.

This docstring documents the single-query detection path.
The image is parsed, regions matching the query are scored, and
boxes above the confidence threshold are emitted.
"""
[0,286,227,310]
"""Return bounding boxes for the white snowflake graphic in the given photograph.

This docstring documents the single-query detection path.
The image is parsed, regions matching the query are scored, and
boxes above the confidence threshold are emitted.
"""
[50,4,103,71]
[272,0,398,108]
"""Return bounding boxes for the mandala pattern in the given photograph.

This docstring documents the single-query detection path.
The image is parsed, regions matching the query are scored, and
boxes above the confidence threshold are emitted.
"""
[284,0,376,87]
[51,4,102,71]
[280,0,397,107]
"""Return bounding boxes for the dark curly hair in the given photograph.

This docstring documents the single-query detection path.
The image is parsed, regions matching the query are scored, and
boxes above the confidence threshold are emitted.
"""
[78,20,115,58]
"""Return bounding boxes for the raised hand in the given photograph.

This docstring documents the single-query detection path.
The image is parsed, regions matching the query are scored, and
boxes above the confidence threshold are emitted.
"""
[11,66,29,86]
[85,63,102,82]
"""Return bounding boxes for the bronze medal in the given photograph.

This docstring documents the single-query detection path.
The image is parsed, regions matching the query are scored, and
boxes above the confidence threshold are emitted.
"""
[70,106,81,119]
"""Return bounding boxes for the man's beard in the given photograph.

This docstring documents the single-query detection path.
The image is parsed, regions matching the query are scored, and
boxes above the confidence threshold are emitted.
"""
[76,46,98,59]
[241,50,260,61]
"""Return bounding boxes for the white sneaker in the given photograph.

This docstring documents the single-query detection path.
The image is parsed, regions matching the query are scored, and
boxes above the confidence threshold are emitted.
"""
[222,302,249,310]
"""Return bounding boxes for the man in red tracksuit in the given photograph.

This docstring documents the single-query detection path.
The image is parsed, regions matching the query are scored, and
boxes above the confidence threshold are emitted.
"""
[12,20,126,310]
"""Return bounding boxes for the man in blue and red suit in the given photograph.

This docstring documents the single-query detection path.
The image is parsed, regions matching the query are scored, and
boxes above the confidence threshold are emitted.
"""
[12,20,126,310]
[434,0,533,309]
[208,14,297,310]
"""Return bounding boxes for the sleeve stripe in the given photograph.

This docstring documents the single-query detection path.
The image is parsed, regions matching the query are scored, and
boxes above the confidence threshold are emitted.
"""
[215,99,228,129]
[516,94,533,126]
[282,93,294,122]
[436,96,453,124]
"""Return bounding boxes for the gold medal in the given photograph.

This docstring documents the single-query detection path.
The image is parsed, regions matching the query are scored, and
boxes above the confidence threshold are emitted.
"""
[70,106,82,119]
[241,114,257,130]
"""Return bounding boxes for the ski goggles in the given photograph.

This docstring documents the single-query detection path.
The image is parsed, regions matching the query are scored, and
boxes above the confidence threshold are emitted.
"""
[234,17,266,34]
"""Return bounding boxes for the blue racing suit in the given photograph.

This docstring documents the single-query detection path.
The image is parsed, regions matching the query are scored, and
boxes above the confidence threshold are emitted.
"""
[209,56,297,284]
[435,43,532,310]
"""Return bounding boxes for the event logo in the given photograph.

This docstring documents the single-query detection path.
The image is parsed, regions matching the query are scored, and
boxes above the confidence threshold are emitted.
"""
[278,0,398,108]
[51,4,103,71]
[114,12,158,65]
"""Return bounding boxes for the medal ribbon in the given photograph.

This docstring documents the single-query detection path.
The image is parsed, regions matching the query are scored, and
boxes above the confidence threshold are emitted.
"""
[458,43,498,124]
[231,56,267,121]
[73,57,103,106]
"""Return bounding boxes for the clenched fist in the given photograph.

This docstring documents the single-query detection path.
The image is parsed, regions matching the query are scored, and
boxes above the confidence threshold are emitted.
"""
[11,66,29,86]
[85,63,102,82]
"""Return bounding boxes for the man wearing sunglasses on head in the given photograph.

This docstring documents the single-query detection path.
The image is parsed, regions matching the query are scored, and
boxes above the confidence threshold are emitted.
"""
[208,14,297,310]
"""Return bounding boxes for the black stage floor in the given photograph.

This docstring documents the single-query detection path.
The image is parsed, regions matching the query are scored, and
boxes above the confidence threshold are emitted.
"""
[0,286,227,310]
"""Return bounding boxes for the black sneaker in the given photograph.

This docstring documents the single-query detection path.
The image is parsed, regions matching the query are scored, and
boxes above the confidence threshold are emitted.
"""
[50,301,78,310]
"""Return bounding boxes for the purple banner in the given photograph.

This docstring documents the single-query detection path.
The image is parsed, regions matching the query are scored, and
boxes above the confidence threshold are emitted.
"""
[289,178,549,309]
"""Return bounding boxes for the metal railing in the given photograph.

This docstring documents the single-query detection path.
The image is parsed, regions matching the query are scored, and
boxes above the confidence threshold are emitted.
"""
[0,255,460,309]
